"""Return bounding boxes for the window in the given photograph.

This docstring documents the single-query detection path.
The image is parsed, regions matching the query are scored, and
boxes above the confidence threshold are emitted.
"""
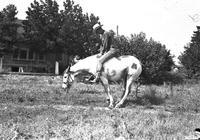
[19,49,27,59]
[13,48,35,60]
[28,51,34,60]
[13,49,19,59]
[38,53,45,61]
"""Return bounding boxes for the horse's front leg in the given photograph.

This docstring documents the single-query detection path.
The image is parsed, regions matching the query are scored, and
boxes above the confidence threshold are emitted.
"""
[100,76,114,109]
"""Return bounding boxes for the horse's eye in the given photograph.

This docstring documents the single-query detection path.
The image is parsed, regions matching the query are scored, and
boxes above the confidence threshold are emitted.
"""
[64,76,67,78]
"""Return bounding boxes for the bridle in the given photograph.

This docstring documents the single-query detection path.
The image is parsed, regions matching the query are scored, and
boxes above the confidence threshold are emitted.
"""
[63,71,73,85]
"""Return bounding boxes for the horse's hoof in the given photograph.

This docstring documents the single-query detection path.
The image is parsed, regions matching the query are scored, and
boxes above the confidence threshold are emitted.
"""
[115,104,122,108]
[105,107,111,110]
[106,99,111,104]
[108,105,114,109]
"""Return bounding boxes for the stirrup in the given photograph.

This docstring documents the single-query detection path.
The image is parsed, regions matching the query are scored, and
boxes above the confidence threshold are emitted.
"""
[90,77,99,83]
[90,72,100,83]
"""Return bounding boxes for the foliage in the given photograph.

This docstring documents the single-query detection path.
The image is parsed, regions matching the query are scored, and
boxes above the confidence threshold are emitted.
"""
[59,0,100,57]
[24,0,100,58]
[24,0,62,53]
[0,4,19,55]
[179,26,200,79]
[114,32,174,84]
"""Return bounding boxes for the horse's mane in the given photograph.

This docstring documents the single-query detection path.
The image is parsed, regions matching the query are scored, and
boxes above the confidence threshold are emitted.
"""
[71,54,98,72]
[84,54,98,60]
[78,54,98,64]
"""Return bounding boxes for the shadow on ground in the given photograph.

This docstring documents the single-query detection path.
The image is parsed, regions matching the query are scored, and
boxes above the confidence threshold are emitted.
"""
[123,94,165,108]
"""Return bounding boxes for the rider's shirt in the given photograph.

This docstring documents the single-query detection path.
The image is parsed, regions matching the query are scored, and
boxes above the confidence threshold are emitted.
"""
[99,31,113,55]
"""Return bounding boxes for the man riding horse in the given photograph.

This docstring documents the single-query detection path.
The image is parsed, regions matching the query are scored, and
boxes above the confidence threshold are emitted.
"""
[90,23,118,83]
[62,24,142,108]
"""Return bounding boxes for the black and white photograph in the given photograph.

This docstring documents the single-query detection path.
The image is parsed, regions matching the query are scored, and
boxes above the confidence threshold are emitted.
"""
[0,0,200,139]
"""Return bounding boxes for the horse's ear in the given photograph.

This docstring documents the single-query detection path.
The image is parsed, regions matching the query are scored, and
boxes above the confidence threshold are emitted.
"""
[66,66,70,72]
[74,55,80,63]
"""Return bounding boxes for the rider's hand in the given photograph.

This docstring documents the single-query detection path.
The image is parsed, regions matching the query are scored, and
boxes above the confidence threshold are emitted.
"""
[97,53,103,57]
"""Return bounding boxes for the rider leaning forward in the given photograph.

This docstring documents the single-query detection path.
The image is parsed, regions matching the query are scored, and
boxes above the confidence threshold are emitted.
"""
[90,23,118,83]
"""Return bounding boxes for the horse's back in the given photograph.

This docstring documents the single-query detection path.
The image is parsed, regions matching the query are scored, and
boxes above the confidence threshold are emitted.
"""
[105,55,141,69]
[72,54,141,76]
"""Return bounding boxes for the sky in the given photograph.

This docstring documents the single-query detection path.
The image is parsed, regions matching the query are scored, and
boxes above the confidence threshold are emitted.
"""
[1,0,200,64]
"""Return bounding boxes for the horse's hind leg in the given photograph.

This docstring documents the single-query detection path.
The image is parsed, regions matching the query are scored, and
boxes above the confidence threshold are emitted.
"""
[120,72,127,99]
[115,75,134,108]
[100,76,114,109]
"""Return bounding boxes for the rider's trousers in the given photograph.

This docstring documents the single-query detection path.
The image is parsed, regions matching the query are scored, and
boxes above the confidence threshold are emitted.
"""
[96,48,118,72]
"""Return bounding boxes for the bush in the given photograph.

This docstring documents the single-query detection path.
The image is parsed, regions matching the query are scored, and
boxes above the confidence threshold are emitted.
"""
[142,86,165,106]
[132,86,165,107]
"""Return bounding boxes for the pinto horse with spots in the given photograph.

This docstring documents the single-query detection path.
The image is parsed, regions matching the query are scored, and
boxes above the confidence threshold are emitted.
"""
[62,54,142,108]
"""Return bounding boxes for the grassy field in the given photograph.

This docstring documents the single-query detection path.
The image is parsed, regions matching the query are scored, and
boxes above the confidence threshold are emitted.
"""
[0,74,200,139]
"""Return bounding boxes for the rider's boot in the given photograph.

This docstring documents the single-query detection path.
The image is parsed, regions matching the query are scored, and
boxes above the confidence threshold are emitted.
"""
[90,71,101,83]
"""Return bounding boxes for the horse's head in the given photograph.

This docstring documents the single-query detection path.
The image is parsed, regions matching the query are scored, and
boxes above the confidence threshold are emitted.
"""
[62,66,74,92]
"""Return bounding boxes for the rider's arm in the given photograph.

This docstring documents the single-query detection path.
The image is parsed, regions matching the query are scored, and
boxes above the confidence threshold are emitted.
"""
[100,32,111,55]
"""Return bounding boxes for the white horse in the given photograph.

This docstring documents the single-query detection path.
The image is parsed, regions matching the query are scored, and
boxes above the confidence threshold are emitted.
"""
[62,54,142,108]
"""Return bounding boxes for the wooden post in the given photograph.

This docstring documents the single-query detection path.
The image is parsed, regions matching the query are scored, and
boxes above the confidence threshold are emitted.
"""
[163,81,166,87]
[0,57,3,72]
[55,61,59,75]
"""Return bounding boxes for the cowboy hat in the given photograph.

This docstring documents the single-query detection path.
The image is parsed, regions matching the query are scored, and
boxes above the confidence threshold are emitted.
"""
[93,23,103,32]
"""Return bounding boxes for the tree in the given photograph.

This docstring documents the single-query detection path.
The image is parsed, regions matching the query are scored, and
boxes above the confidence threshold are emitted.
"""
[179,26,200,79]
[113,34,130,55]
[143,38,174,84]
[0,4,19,55]
[60,0,100,57]
[82,13,101,57]
[24,0,100,58]
[24,0,62,53]
[114,32,174,84]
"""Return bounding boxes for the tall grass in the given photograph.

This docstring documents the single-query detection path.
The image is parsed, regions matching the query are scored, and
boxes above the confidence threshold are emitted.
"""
[171,84,200,113]
[0,75,200,139]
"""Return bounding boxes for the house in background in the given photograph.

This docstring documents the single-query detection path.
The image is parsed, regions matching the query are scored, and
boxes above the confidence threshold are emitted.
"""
[0,20,69,74]
[2,47,69,73]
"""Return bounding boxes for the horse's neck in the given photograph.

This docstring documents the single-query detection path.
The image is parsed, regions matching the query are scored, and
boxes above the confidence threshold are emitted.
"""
[71,62,86,72]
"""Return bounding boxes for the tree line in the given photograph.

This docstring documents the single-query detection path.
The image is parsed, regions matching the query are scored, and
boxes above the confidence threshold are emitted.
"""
[179,26,200,80]
[1,0,198,84]
[0,0,101,57]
